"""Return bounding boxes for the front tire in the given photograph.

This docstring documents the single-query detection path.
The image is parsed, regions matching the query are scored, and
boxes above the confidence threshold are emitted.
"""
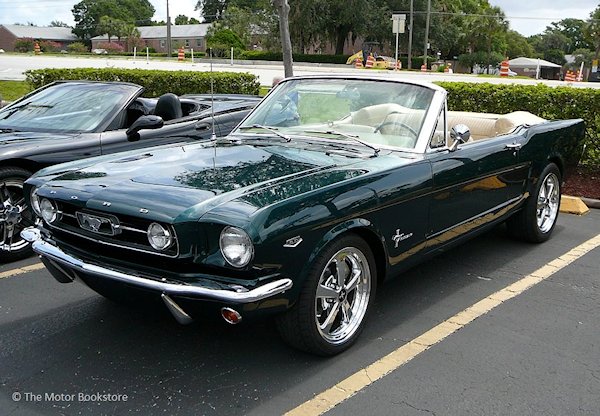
[507,163,561,243]
[276,235,377,356]
[0,167,34,262]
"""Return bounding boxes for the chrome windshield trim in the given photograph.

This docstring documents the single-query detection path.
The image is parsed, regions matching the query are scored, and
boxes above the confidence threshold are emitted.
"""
[22,228,292,303]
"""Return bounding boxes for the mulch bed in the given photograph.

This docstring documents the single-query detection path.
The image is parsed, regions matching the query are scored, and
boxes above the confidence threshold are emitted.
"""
[563,166,600,201]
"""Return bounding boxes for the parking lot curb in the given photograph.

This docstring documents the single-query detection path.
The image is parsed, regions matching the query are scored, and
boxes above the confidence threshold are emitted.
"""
[561,195,590,215]
[580,197,600,209]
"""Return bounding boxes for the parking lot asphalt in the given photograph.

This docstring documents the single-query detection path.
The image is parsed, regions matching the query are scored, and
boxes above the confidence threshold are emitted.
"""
[0,209,598,416]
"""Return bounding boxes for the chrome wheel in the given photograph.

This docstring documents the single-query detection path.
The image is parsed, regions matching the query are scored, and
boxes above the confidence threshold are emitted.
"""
[0,179,29,251]
[536,172,560,234]
[315,246,372,345]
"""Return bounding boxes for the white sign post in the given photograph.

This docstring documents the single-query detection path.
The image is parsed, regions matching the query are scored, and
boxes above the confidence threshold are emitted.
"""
[392,14,406,71]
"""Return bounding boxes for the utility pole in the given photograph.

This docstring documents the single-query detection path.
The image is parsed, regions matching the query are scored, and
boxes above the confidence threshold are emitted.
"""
[166,0,172,58]
[408,0,413,69]
[423,0,431,67]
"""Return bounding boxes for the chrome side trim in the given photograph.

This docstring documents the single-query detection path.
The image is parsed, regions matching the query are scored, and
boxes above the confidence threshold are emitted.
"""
[427,194,526,241]
[22,228,292,303]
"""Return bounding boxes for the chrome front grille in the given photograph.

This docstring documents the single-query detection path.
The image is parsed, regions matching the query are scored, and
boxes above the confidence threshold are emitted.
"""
[49,202,178,257]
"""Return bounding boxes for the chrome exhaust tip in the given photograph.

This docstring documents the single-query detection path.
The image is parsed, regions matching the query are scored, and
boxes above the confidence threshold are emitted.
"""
[161,293,194,325]
[221,307,242,324]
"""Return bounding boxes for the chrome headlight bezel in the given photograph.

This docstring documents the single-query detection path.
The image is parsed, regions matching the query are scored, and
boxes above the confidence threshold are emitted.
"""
[30,188,41,217]
[40,198,58,224]
[147,222,174,251]
[219,226,254,268]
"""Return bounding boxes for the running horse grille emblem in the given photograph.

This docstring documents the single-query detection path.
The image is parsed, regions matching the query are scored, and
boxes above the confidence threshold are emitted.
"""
[76,212,121,236]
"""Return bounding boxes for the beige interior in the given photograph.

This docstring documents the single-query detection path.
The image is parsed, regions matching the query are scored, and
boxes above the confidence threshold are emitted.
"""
[335,104,546,148]
[448,110,546,141]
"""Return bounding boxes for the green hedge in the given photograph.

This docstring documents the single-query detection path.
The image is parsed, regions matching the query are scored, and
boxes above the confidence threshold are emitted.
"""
[24,68,260,96]
[436,81,600,167]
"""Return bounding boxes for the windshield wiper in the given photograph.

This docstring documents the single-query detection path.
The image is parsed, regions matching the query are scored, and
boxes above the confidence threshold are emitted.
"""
[305,130,380,157]
[0,103,54,120]
[238,124,291,142]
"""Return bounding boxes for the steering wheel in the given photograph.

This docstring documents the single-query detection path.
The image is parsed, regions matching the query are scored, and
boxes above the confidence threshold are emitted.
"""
[374,120,418,138]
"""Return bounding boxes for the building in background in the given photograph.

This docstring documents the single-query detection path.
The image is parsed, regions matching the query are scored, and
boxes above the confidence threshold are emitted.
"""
[91,24,210,53]
[0,24,77,52]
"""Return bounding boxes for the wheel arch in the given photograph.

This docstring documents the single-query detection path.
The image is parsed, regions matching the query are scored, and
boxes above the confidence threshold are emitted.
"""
[0,159,42,176]
[547,155,564,181]
[303,218,389,286]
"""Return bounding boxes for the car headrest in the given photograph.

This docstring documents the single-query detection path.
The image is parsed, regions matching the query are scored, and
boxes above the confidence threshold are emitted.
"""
[154,93,183,121]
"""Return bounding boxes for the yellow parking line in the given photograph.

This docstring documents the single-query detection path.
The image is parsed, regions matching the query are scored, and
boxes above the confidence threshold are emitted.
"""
[285,233,600,416]
[0,262,44,280]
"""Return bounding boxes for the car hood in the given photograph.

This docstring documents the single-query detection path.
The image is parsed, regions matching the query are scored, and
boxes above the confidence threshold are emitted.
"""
[33,141,373,222]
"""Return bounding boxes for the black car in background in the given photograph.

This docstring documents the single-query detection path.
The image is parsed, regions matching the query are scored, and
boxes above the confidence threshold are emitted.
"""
[0,81,259,261]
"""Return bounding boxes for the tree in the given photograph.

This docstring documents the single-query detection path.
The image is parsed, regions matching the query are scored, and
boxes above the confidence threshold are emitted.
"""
[272,0,293,76]
[98,16,124,43]
[505,30,533,58]
[195,0,229,23]
[546,18,590,53]
[221,4,277,49]
[585,6,600,59]
[569,48,594,71]
[174,15,200,25]
[50,21,70,28]
[72,0,155,41]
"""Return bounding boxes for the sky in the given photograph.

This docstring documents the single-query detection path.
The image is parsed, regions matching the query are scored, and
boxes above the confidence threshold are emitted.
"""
[0,0,597,38]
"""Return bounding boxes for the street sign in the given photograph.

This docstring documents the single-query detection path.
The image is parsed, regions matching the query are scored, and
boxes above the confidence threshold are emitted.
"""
[392,14,406,34]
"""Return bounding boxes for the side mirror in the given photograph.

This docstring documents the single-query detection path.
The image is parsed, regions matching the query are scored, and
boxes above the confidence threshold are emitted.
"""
[126,115,164,141]
[449,124,471,151]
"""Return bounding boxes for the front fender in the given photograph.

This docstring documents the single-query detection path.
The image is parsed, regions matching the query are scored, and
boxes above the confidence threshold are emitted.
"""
[294,218,389,297]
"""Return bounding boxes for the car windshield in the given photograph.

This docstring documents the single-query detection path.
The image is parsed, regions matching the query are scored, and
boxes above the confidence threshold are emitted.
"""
[0,83,140,133]
[236,78,435,150]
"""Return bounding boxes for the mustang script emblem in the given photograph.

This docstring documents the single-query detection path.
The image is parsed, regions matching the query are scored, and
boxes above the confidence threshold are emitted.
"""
[76,212,121,236]
[392,229,413,248]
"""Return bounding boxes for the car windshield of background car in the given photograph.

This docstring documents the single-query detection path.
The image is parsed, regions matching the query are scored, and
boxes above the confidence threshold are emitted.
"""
[0,83,138,133]
[237,79,435,150]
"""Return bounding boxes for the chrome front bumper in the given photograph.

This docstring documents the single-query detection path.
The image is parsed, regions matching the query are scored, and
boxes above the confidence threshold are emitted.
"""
[21,227,293,304]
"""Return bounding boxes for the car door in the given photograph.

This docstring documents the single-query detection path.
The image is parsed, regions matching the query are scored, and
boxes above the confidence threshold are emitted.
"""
[426,120,524,249]
[25,132,102,166]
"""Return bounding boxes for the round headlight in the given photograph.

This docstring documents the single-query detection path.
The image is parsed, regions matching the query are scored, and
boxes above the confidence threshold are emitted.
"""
[219,226,253,268]
[40,198,58,223]
[30,188,41,216]
[147,222,173,251]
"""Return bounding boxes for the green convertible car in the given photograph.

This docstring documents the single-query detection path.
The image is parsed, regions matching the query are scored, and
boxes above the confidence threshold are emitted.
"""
[21,75,585,355]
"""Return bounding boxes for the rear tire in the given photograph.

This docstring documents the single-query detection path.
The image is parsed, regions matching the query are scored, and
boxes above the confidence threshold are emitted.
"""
[507,163,561,243]
[0,167,34,262]
[276,235,377,356]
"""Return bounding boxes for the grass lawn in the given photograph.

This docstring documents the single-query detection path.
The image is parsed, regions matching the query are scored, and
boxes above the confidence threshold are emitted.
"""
[0,80,31,102]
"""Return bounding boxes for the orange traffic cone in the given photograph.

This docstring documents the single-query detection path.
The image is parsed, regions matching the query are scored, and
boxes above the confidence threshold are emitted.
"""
[178,47,185,61]
[365,55,375,69]
[499,59,510,77]
[355,57,363,69]
[420,64,427,72]
[34,42,41,55]
[564,70,576,82]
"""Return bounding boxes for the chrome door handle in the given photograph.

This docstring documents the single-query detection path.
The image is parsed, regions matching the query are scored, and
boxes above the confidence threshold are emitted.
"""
[505,143,522,150]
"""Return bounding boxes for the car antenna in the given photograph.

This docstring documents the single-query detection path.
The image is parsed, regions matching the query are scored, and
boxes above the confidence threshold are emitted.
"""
[210,48,217,169]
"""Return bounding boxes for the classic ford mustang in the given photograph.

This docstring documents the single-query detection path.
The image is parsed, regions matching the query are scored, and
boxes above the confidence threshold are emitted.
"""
[21,75,584,355]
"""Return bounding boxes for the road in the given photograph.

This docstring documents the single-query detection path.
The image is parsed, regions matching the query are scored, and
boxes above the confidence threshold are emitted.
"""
[2,54,600,88]
[0,209,598,415]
